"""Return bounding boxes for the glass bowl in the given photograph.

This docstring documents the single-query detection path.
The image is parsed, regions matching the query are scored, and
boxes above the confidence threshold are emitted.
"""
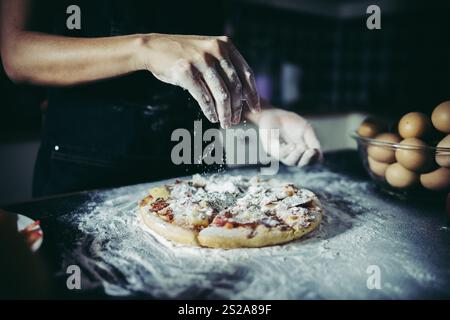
[351,132,450,200]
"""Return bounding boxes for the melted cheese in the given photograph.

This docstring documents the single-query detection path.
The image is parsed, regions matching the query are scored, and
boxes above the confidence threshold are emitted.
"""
[146,174,319,231]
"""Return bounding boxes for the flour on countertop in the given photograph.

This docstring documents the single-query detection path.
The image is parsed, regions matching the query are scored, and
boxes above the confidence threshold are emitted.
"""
[57,167,448,299]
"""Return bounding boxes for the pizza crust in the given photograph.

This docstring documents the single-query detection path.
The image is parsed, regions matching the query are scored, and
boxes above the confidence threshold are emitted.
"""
[198,200,323,249]
[140,198,323,249]
[139,207,199,246]
[198,226,294,249]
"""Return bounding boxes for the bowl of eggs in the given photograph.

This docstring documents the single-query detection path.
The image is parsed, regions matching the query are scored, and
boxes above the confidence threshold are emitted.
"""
[353,101,450,200]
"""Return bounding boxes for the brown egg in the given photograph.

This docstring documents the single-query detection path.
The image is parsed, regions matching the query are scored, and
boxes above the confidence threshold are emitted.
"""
[398,112,431,139]
[385,163,419,189]
[395,138,432,172]
[431,101,450,133]
[357,117,387,138]
[420,167,450,191]
[367,133,401,163]
[436,135,450,168]
[368,156,389,177]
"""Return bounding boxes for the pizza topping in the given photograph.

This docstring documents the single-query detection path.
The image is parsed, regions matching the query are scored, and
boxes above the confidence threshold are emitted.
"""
[149,186,170,201]
[261,194,278,205]
[249,176,260,184]
[150,199,169,212]
[171,183,192,200]
[224,211,233,218]
[139,194,153,207]
[188,212,210,228]
[281,195,312,208]
[205,180,238,194]
[212,216,227,227]
[284,184,297,196]
[142,174,321,233]
[199,200,208,208]
[224,222,234,229]
[275,190,289,200]
[213,216,259,230]
[156,205,172,217]
[233,221,259,229]
[192,174,207,187]
[260,217,281,227]
[161,209,174,222]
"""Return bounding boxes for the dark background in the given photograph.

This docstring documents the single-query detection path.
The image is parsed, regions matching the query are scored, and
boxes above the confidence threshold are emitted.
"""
[1,0,449,203]
[232,0,449,115]
[2,0,450,137]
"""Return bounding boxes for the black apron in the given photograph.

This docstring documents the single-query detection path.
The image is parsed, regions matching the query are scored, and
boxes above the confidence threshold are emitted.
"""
[33,0,225,197]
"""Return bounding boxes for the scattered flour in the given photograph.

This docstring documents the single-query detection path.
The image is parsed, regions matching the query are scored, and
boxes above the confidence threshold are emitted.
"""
[57,167,447,299]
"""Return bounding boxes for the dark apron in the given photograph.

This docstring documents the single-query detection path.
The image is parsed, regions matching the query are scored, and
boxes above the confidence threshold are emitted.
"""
[33,0,224,197]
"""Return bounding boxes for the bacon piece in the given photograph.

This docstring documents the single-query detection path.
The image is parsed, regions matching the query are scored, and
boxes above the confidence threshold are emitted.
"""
[271,215,293,231]
[150,199,169,212]
[213,216,227,227]
[213,216,259,229]
[233,221,259,229]
[224,212,233,218]
[161,208,174,222]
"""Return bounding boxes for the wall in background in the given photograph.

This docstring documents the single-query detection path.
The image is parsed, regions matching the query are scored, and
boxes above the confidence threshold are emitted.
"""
[231,0,450,116]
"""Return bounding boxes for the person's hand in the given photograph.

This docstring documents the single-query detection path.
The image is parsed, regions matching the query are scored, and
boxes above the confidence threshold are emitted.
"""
[0,209,49,299]
[257,109,322,167]
[137,34,261,128]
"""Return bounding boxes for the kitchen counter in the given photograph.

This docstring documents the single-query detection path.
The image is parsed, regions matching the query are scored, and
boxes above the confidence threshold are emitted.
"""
[6,150,450,299]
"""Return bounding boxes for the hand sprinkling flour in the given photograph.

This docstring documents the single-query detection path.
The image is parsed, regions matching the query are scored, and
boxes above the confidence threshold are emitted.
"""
[137,34,261,129]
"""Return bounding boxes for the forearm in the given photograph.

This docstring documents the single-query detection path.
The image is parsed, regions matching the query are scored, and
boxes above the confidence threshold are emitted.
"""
[1,31,145,86]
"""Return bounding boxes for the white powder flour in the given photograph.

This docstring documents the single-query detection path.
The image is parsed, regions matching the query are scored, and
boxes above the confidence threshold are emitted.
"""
[57,167,448,299]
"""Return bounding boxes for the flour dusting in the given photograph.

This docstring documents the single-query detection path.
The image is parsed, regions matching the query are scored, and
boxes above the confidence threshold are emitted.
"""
[57,167,447,299]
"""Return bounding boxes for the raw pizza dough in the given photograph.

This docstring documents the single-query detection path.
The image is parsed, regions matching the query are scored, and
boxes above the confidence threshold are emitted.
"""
[139,174,323,248]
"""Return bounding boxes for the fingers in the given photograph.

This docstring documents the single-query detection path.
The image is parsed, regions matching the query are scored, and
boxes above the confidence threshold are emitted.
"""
[279,145,320,167]
[261,137,301,167]
[147,35,257,126]
[258,109,323,167]
[277,113,322,165]
[279,143,299,165]
[177,63,218,123]
[303,124,323,162]
[280,144,305,166]
[176,57,234,128]
[262,136,321,167]
[180,36,256,127]
[218,58,243,124]
[201,66,232,128]
[303,123,321,150]
[168,36,257,127]
[298,148,320,167]
[228,43,260,113]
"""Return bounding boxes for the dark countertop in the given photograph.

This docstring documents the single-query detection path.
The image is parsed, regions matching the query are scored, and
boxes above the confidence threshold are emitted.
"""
[6,150,450,299]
